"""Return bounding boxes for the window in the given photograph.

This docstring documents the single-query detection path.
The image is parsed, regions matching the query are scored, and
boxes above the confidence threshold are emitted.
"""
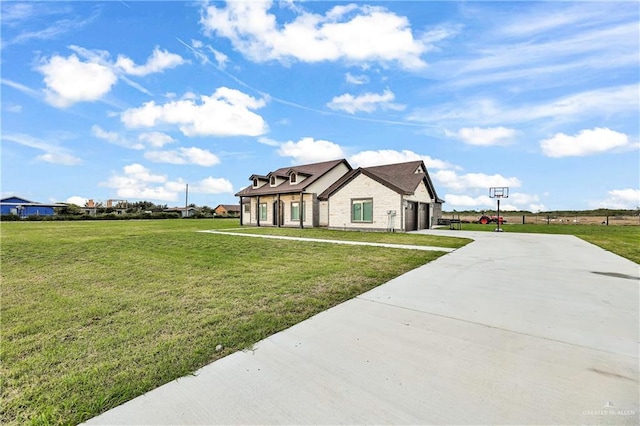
[352,199,373,223]
[244,203,250,213]
[259,203,267,220]
[290,173,297,183]
[253,178,258,188]
[270,176,276,186]
[291,201,305,221]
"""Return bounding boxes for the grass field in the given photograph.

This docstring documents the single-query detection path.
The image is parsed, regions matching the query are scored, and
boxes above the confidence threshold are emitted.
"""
[443,223,640,264]
[1,219,468,425]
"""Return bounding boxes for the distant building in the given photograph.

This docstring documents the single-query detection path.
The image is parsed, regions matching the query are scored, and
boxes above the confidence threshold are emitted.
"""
[0,196,66,218]
[82,199,128,216]
[164,206,197,218]
[213,204,241,217]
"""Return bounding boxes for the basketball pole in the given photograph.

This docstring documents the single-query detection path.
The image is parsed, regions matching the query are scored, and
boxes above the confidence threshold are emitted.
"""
[489,186,508,233]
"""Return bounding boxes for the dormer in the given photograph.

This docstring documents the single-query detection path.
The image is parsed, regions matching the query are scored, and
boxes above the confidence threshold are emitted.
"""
[268,173,288,187]
[287,169,310,185]
[250,174,268,189]
[414,165,425,174]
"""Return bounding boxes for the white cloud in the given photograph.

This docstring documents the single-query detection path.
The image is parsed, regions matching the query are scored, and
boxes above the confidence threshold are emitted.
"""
[349,149,453,170]
[595,188,640,209]
[5,104,22,113]
[444,194,494,208]
[208,46,229,68]
[138,132,175,148]
[66,195,88,206]
[3,133,81,165]
[408,85,639,127]
[417,3,638,92]
[191,177,234,194]
[115,47,186,76]
[121,87,268,137]
[200,1,430,69]
[37,54,117,108]
[144,147,220,166]
[36,46,186,107]
[101,163,232,201]
[2,4,97,47]
[92,125,145,150]
[257,137,281,147]
[1,79,40,99]
[444,192,545,211]
[345,72,369,85]
[508,192,542,206]
[277,137,345,163]
[540,127,630,157]
[433,170,521,192]
[36,152,82,165]
[327,89,405,114]
[447,126,516,146]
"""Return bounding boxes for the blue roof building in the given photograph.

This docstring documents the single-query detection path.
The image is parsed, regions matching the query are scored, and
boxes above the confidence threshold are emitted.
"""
[1,196,66,218]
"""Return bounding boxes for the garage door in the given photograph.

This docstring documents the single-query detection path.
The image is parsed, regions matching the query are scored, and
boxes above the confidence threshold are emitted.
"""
[405,202,417,231]
[419,203,429,229]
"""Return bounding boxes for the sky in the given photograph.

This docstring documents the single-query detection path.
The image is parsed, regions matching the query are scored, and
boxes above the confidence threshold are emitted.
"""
[1,0,639,212]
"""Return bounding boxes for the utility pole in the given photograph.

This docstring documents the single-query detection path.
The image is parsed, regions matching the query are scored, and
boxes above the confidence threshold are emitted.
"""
[185,184,189,218]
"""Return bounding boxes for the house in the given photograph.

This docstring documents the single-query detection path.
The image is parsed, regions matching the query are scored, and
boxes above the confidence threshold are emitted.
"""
[213,204,241,217]
[164,207,198,218]
[319,160,443,232]
[236,159,443,231]
[235,159,352,228]
[0,196,66,218]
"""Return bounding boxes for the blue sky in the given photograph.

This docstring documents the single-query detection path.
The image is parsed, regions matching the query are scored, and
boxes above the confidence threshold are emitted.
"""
[1,0,638,211]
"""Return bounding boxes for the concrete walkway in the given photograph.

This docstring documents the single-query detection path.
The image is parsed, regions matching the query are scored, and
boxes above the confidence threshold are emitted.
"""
[197,229,455,252]
[86,231,639,425]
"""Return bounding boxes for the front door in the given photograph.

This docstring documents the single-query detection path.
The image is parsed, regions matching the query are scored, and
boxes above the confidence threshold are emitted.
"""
[272,201,284,226]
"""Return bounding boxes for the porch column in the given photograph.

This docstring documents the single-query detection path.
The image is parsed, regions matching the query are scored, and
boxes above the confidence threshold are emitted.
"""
[300,192,304,229]
[257,195,261,227]
[277,194,281,228]
[239,196,243,226]
[400,196,405,232]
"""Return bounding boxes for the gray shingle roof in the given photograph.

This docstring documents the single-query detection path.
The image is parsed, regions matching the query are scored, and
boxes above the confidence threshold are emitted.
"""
[319,160,441,201]
[235,159,351,196]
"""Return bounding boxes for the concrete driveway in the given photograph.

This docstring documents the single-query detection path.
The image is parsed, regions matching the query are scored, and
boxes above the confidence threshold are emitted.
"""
[86,230,639,425]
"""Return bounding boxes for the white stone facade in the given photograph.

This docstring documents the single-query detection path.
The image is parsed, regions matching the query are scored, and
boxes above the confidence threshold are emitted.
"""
[328,174,402,231]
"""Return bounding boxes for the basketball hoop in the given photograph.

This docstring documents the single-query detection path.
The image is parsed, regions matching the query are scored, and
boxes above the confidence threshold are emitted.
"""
[489,187,509,232]
[490,187,509,199]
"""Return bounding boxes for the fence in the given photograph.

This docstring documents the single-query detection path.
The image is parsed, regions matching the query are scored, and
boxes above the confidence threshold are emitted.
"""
[441,214,640,226]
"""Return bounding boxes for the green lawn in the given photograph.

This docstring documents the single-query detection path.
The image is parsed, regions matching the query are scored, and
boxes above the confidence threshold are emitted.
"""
[443,223,640,264]
[1,219,467,425]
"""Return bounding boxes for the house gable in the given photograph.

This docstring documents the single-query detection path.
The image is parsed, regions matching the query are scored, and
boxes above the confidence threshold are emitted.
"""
[235,159,352,197]
[320,160,443,231]
[327,172,402,231]
[319,160,439,200]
